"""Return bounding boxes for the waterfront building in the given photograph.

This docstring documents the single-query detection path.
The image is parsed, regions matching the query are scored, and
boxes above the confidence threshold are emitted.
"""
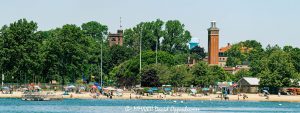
[219,43,231,67]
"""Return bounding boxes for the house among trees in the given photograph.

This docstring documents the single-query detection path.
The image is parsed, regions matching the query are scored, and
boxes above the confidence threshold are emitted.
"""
[223,65,250,74]
[237,77,260,93]
[219,43,231,67]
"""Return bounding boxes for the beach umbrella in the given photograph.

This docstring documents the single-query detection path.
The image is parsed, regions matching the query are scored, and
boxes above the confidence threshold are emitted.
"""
[80,86,85,90]
[103,87,116,91]
[232,83,238,87]
[117,89,123,92]
[147,89,153,93]
[190,89,197,94]
[1,86,9,90]
[202,88,209,91]
[94,82,100,86]
[67,85,76,89]
[97,86,102,90]
[263,90,270,94]
[151,87,158,91]
[34,86,41,89]
[92,85,97,89]
[164,88,172,91]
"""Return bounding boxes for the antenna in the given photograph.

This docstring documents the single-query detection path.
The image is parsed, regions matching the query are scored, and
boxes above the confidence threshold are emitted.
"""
[120,17,122,29]
[198,37,201,47]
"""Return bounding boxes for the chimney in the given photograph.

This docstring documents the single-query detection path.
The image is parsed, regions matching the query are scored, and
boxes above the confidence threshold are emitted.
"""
[211,21,216,28]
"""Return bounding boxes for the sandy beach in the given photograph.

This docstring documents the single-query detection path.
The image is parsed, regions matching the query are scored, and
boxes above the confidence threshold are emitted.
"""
[2,91,300,102]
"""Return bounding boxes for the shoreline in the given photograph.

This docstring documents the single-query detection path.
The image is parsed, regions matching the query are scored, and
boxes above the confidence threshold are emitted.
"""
[1,92,300,103]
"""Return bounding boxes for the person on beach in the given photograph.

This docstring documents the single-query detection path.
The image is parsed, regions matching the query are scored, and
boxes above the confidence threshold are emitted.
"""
[109,92,113,99]
[106,93,109,98]
[266,95,269,100]
[243,94,248,100]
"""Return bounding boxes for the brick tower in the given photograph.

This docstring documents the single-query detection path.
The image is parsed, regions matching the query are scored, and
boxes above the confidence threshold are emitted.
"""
[108,30,123,47]
[208,21,219,65]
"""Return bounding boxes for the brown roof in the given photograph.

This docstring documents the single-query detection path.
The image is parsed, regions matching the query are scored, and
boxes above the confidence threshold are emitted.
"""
[219,43,231,53]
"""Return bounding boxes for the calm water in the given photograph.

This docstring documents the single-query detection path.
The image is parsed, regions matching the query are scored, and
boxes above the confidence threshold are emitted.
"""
[0,98,299,113]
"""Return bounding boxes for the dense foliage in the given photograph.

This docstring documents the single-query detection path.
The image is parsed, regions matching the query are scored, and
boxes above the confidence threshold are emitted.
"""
[226,41,300,87]
[0,19,299,89]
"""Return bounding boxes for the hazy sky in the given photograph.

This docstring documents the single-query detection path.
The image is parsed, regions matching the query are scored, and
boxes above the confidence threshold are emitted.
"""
[1,0,300,50]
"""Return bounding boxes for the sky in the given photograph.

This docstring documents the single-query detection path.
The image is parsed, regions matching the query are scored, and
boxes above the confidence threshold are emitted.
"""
[1,0,300,50]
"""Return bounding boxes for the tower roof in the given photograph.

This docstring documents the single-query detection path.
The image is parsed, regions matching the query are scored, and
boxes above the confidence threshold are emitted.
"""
[208,21,219,30]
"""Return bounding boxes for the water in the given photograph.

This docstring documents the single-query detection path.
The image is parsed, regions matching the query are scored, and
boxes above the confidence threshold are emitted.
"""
[0,98,299,113]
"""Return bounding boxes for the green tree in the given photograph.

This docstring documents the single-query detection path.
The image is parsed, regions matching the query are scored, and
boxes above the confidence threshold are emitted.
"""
[0,19,41,83]
[283,46,300,73]
[103,45,134,75]
[81,21,108,40]
[225,44,243,66]
[191,62,210,86]
[169,65,193,87]
[140,64,171,87]
[209,65,231,82]
[259,50,299,87]
[41,24,92,84]
[226,40,264,66]
[108,51,176,86]
[162,20,191,54]
[124,19,164,53]
[192,62,232,86]
[108,59,140,87]
[233,69,251,81]
[190,46,205,59]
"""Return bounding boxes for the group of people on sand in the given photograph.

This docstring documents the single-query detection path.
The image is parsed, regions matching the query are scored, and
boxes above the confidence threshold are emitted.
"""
[236,93,248,100]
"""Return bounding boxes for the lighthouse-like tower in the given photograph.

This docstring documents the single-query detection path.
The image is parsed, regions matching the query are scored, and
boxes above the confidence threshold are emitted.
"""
[208,21,219,65]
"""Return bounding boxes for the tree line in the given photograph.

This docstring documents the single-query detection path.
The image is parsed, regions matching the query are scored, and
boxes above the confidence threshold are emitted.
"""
[0,19,200,86]
[0,19,299,88]
[225,40,300,88]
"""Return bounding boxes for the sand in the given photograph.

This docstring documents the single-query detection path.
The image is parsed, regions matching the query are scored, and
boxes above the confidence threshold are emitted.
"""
[1,91,300,102]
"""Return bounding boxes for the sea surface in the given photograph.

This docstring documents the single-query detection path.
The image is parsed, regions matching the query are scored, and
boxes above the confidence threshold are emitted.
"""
[0,98,299,113]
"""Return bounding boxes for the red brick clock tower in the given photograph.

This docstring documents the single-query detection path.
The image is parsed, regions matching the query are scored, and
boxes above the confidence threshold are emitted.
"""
[208,21,219,65]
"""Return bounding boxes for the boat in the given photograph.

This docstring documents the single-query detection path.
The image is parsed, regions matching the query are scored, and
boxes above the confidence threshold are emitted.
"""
[21,92,63,101]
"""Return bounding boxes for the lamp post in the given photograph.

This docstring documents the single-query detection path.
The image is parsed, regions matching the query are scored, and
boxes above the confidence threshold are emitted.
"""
[100,37,103,88]
[139,28,142,86]
[1,74,4,87]
[156,37,159,65]
[96,40,103,88]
